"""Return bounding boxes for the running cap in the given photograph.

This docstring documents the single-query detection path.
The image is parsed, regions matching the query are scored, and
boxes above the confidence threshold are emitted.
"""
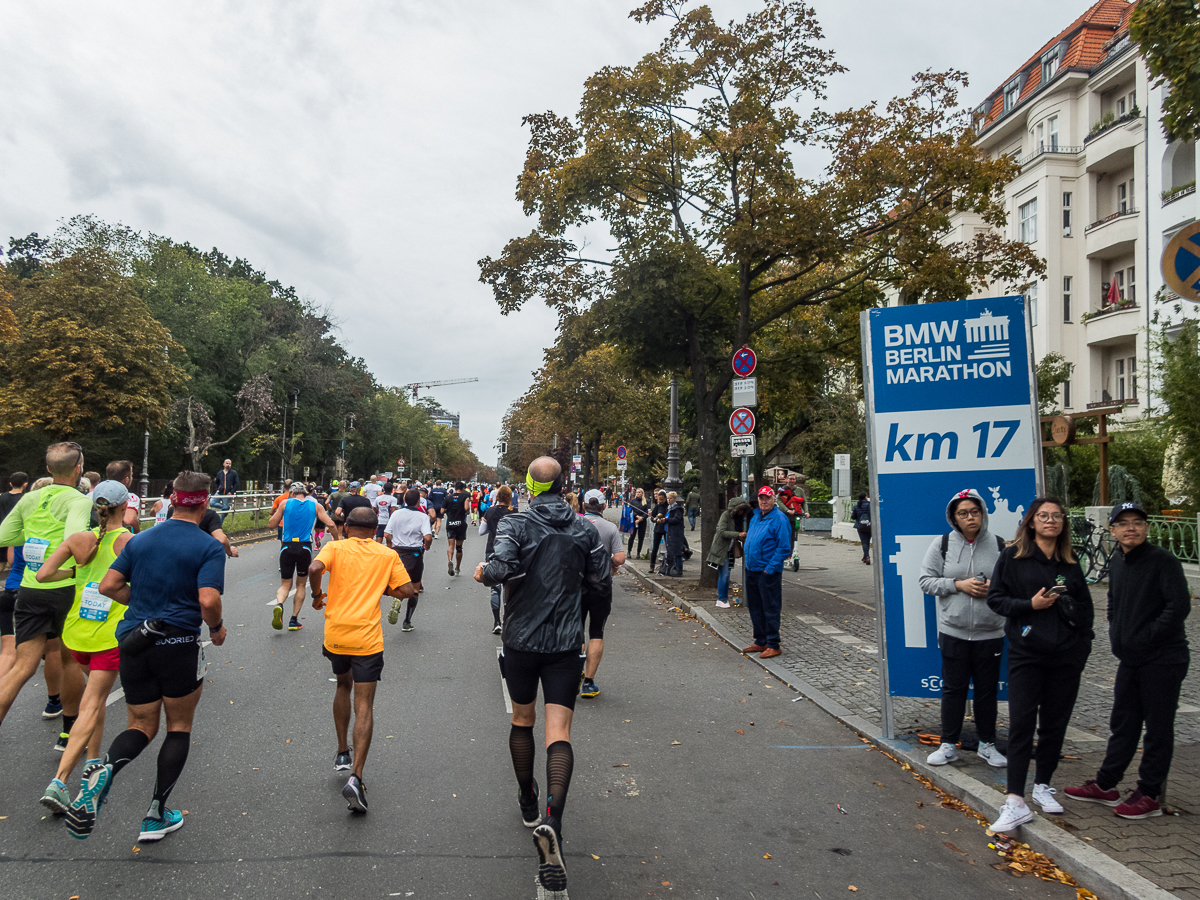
[757,486,775,497]
[349,481,361,489]
[583,488,606,508]
[331,479,339,487]
[1109,501,1146,524]
[92,480,130,508]
[289,482,307,494]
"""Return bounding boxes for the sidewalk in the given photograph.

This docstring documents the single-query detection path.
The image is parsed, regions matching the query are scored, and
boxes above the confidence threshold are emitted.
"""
[625,526,1200,900]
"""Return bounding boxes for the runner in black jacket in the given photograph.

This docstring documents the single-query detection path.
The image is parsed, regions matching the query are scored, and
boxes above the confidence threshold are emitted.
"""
[473,456,610,893]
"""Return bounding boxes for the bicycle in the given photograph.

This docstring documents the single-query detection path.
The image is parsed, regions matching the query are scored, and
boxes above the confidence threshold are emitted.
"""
[1070,517,1112,583]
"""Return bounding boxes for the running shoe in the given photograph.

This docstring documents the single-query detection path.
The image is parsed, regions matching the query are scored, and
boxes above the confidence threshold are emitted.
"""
[448,561,455,576]
[388,598,403,625]
[977,742,1007,768]
[272,604,284,630]
[138,808,184,842]
[53,732,69,752]
[66,761,112,839]
[40,778,71,815]
[519,778,540,827]
[288,617,303,631]
[1115,789,1163,820]
[43,698,63,719]
[342,775,368,813]
[534,818,568,892]
[402,621,414,633]
[580,678,600,698]
[492,623,502,635]
[1064,779,1120,806]
[335,750,353,772]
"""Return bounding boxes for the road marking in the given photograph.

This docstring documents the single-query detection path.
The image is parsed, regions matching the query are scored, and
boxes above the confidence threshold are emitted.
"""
[105,687,124,707]
[496,647,512,714]
[777,745,871,750]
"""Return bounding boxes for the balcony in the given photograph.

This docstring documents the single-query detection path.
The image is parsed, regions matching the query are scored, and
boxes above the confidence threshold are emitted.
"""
[1020,145,1083,170]
[1086,397,1139,411]
[1085,208,1139,259]
[1162,182,1196,206]
[1083,301,1140,346]
[1084,113,1143,174]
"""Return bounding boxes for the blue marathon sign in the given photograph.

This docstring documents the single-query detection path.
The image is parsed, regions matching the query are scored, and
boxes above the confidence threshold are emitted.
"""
[860,296,1043,724]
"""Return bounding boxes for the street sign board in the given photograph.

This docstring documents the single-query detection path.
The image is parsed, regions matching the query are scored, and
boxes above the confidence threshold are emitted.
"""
[616,460,627,471]
[834,453,851,470]
[668,432,680,446]
[730,434,756,457]
[1163,221,1200,302]
[398,467,405,475]
[731,376,757,407]
[398,458,405,467]
[616,446,626,460]
[303,467,310,477]
[861,296,1041,732]
[572,455,582,464]
[729,408,756,436]
[731,346,757,377]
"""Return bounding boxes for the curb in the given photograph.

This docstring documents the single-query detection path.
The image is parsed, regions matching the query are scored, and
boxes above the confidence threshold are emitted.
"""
[622,564,1176,900]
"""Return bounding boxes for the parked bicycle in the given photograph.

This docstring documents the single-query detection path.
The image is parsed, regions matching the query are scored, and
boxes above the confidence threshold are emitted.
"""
[1070,516,1112,583]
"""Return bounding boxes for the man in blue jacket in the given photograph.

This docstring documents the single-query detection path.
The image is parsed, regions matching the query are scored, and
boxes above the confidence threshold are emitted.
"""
[741,486,792,659]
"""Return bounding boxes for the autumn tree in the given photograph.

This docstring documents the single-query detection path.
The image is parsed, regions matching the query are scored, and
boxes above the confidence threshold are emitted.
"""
[480,0,1041,584]
[1131,0,1200,141]
[170,374,277,471]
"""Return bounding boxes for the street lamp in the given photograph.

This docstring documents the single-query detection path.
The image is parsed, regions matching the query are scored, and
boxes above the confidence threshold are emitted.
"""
[663,374,682,492]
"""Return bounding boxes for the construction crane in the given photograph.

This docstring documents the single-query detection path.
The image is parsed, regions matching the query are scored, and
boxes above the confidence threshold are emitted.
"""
[403,377,479,399]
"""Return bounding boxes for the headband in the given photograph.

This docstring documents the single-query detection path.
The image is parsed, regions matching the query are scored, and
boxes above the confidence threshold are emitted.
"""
[526,471,561,496]
[173,490,209,507]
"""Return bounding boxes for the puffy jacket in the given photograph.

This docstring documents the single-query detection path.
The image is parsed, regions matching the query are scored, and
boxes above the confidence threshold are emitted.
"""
[480,493,612,654]
[707,496,750,567]
[918,489,1006,641]
[665,501,686,554]
[744,505,792,573]
[1107,540,1191,667]
[987,543,1093,657]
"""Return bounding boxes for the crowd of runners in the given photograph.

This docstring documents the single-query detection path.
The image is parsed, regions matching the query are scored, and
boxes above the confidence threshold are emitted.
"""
[0,446,617,892]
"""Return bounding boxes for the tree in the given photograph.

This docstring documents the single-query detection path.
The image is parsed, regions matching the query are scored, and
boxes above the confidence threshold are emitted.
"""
[170,374,277,471]
[480,0,1041,584]
[1156,320,1200,505]
[1131,0,1200,141]
[1035,351,1073,416]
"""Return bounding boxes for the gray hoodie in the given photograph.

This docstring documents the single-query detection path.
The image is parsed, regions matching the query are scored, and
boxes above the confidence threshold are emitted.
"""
[917,489,1006,641]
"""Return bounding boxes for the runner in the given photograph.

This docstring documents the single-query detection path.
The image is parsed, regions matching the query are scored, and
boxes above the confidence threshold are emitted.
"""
[0,443,93,731]
[268,482,336,632]
[362,475,381,504]
[34,481,132,812]
[427,480,447,539]
[151,483,172,526]
[0,472,29,681]
[373,483,398,544]
[382,488,432,631]
[579,489,625,698]
[308,507,413,812]
[475,457,611,893]
[67,471,227,843]
[444,481,470,576]
[479,485,517,634]
[470,486,482,526]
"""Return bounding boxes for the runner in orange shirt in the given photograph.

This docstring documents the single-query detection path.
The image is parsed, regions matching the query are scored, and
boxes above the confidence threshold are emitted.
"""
[308,507,413,813]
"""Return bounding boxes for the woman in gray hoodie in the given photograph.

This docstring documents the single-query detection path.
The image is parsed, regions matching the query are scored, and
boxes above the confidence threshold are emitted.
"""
[918,488,1009,769]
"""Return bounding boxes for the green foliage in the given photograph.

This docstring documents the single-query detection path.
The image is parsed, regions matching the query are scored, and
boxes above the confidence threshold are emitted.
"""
[1156,320,1200,505]
[1035,351,1073,416]
[1095,464,1143,506]
[1131,0,1200,142]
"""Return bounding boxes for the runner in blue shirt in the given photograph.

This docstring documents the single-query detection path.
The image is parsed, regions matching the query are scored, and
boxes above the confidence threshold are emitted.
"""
[267,483,336,632]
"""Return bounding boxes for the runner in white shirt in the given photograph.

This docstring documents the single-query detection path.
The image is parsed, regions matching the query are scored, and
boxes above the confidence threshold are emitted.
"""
[373,486,398,544]
[383,488,433,631]
[363,476,382,504]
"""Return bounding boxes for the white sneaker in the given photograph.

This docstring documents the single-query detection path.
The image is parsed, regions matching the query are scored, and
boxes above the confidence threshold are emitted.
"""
[1033,783,1063,814]
[715,600,731,609]
[926,742,959,766]
[989,797,1033,832]
[977,742,1008,768]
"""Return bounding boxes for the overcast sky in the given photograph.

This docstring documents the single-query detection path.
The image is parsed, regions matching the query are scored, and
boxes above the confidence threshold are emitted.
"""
[0,0,1097,459]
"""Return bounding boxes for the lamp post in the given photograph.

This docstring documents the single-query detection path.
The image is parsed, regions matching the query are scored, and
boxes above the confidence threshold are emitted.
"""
[139,428,150,500]
[663,374,682,493]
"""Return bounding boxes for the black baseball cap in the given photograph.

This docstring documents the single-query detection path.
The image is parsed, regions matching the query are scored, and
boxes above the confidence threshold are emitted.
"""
[1109,501,1147,525]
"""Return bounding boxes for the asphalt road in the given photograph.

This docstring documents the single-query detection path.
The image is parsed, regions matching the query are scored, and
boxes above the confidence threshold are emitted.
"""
[0,534,1076,900]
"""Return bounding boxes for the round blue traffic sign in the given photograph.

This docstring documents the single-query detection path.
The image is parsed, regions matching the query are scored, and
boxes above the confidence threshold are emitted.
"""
[731,346,757,377]
[730,407,756,436]
[616,446,626,460]
[1164,222,1200,303]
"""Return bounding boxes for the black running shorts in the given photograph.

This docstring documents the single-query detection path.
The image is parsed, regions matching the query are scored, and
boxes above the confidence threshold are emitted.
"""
[446,522,467,541]
[279,543,312,579]
[0,588,15,637]
[434,508,445,520]
[120,635,206,705]
[396,547,424,584]
[14,585,75,644]
[323,646,384,683]
[581,591,612,641]
[502,647,584,710]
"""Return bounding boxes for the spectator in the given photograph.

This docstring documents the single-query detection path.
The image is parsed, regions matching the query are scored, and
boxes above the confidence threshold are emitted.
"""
[986,498,1092,832]
[1065,501,1191,819]
[626,489,648,560]
[851,493,872,564]
[707,496,751,608]
[740,486,791,659]
[685,487,701,531]
[647,490,668,573]
[918,489,1008,769]
[214,459,240,524]
[662,491,685,577]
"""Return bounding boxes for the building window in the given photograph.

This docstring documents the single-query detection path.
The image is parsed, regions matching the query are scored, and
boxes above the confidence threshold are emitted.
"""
[1117,95,1127,117]
[1063,276,1072,321]
[1019,198,1038,243]
[1117,180,1135,214]
[1116,358,1126,400]
[1062,191,1072,236]
[1127,265,1135,302]
[1063,379,1072,409]
[1004,81,1020,112]
[1043,55,1058,82]
[1036,123,1044,152]
[1115,270,1125,300]
[1048,116,1059,150]
[1129,355,1137,398]
[1027,281,1039,326]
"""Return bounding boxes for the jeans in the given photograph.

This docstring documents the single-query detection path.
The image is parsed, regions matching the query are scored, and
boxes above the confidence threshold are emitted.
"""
[490,585,503,627]
[1005,643,1090,796]
[1095,660,1189,798]
[857,529,871,559]
[745,569,783,648]
[938,634,1004,744]
[687,507,698,530]
[717,560,732,602]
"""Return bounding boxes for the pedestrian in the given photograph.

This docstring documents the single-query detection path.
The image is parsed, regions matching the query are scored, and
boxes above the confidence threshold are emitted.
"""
[917,489,1008,769]
[685,487,700,531]
[708,496,751,608]
[851,493,872,564]
[68,471,228,842]
[647,490,668,573]
[1065,501,1191,819]
[740,486,791,660]
[662,491,685,577]
[308,507,414,812]
[268,482,336,632]
[580,489,625,698]
[474,457,612,894]
[626,488,648,560]
[479,485,516,634]
[985,498,1092,832]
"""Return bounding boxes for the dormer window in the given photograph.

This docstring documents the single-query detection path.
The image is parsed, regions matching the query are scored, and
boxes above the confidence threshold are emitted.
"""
[1004,80,1021,112]
[1042,52,1059,82]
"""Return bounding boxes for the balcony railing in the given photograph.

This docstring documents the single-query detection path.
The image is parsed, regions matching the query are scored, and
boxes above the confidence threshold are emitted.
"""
[1020,145,1083,168]
[1085,207,1139,232]
[1162,183,1196,206]
[1084,107,1141,143]
[1086,397,1138,410]
[1080,299,1137,322]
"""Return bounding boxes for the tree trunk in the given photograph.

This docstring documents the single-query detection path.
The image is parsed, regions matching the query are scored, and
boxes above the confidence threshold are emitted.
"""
[686,318,721,589]
[185,398,201,473]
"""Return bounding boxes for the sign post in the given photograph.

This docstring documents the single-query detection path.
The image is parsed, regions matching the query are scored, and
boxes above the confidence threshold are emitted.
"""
[861,296,1042,739]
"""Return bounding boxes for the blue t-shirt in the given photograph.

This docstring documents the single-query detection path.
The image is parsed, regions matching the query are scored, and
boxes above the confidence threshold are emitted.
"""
[110,519,225,638]
[428,487,447,510]
[4,545,24,590]
[281,497,318,544]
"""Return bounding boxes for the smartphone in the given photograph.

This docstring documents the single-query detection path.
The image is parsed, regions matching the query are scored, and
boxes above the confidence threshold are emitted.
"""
[1045,584,1068,597]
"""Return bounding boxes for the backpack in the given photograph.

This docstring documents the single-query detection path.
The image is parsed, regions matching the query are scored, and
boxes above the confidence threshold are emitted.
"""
[939,532,1006,559]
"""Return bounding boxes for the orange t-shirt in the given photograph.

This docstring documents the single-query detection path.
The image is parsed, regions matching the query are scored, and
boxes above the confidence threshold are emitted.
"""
[316,538,410,655]
[272,492,289,512]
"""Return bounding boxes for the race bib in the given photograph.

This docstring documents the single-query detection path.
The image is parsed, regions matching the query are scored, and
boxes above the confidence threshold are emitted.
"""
[78,582,112,622]
[196,643,208,680]
[155,509,168,525]
[24,538,50,572]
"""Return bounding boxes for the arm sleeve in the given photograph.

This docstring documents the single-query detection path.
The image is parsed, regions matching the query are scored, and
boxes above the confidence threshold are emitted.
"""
[771,514,791,568]
[985,550,1032,618]
[480,517,522,587]
[918,536,957,597]
[716,513,739,543]
[1149,555,1192,645]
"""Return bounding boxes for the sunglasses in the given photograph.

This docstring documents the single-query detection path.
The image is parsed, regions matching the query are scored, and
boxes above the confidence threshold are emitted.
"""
[65,441,83,470]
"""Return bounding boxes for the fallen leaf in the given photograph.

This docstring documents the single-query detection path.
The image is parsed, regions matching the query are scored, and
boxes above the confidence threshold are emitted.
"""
[181,810,189,816]
[763,853,773,859]
[915,824,926,829]
[592,854,600,859]
[132,847,140,853]
[735,730,745,735]
[612,763,630,767]
[285,738,291,743]
[671,741,681,746]
[943,842,965,855]
[661,882,671,886]
[848,887,858,893]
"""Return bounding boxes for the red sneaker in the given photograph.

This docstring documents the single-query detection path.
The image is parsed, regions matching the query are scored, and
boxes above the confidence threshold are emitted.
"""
[1114,790,1162,820]
[1064,780,1120,806]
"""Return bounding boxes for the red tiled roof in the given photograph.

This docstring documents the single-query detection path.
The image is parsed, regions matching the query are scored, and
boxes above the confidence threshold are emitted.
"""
[977,0,1136,133]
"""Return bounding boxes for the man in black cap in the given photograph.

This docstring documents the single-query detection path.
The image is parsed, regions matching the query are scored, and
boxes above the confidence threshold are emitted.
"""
[1064,502,1191,819]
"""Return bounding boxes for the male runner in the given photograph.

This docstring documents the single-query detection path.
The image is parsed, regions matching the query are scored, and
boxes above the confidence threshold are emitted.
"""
[427,480,447,538]
[103,460,143,533]
[68,471,227,842]
[268,483,336,632]
[0,443,93,729]
[475,457,611,893]
[362,475,381,504]
[579,490,625,698]
[336,482,372,526]
[383,488,432,631]
[373,483,398,544]
[443,481,470,576]
[309,507,413,811]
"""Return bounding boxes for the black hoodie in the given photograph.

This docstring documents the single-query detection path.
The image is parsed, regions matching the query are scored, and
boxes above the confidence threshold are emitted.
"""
[1107,540,1191,667]
[987,543,1093,658]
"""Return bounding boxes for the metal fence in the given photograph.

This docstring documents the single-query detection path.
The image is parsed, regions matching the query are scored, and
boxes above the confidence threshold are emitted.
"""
[138,491,282,533]
[1146,515,1199,564]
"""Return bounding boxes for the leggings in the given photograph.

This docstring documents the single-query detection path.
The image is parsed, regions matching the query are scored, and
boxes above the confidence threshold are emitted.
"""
[627,520,646,557]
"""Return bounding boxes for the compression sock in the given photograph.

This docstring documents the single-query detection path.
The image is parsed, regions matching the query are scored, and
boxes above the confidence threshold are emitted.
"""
[404,596,418,624]
[104,728,151,777]
[145,732,190,820]
[62,714,77,734]
[545,740,574,825]
[509,725,535,796]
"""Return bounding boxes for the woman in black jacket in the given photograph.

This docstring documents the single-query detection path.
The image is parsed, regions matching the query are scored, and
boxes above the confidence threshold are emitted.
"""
[850,494,871,564]
[647,490,668,573]
[663,491,686,576]
[985,497,1093,832]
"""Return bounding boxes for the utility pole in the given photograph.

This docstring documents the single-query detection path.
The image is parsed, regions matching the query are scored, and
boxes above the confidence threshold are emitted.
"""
[574,431,581,486]
[664,375,682,493]
[139,428,150,500]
